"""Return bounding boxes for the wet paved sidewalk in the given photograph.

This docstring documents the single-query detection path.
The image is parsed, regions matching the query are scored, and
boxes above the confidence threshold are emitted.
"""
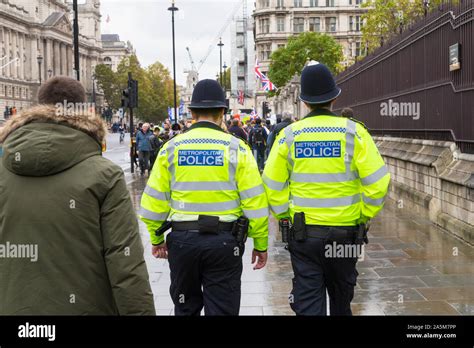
[128,176,474,316]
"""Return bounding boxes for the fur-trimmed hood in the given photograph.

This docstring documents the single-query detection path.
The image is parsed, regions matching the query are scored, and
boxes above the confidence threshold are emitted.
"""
[0,105,107,177]
[0,104,107,144]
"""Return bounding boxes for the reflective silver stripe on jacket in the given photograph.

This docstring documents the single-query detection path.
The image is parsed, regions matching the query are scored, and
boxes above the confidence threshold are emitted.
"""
[172,181,235,191]
[243,207,269,219]
[262,174,288,191]
[291,194,361,208]
[240,184,265,200]
[144,186,170,201]
[291,171,359,183]
[170,199,240,212]
[270,203,290,215]
[362,194,386,206]
[138,207,169,221]
[361,165,388,186]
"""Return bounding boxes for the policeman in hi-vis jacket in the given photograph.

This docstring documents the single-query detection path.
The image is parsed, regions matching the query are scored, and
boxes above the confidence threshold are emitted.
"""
[140,79,269,316]
[263,62,390,316]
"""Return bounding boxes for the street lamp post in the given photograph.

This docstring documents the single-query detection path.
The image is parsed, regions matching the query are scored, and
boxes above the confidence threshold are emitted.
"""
[223,62,227,92]
[168,1,179,125]
[37,55,43,85]
[73,0,80,81]
[218,38,224,87]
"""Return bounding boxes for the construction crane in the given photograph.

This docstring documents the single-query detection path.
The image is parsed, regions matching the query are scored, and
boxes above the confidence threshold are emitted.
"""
[191,0,246,72]
[186,47,197,72]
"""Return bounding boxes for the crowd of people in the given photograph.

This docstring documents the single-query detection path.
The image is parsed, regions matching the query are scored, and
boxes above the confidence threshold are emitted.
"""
[128,114,296,176]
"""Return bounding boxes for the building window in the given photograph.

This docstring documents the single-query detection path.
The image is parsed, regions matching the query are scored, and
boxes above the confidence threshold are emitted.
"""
[277,17,285,32]
[326,0,335,6]
[277,44,286,49]
[325,17,336,32]
[277,0,285,7]
[309,17,321,32]
[294,0,303,7]
[294,18,305,32]
[310,0,318,6]
[355,41,365,57]
[350,16,362,31]
[349,0,363,4]
[264,44,272,60]
[104,57,112,68]
[259,0,270,8]
[259,44,272,61]
[259,18,270,33]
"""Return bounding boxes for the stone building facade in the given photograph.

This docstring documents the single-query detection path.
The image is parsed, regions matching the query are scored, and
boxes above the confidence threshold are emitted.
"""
[0,0,103,119]
[253,0,367,117]
[101,34,134,72]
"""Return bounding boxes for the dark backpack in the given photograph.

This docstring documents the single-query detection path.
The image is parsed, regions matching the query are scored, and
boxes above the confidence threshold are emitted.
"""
[149,135,163,151]
[252,127,265,145]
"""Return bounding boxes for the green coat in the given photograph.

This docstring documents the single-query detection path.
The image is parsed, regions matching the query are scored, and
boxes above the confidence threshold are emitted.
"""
[0,105,155,315]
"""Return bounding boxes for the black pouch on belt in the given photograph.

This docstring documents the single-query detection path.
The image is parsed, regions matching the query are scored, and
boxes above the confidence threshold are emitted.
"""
[198,215,220,234]
[292,212,307,242]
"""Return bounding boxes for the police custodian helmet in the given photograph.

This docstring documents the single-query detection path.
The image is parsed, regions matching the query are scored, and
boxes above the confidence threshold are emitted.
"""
[189,79,228,110]
[299,61,342,104]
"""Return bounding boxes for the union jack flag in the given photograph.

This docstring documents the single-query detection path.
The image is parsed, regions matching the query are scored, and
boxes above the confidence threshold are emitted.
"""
[255,59,263,80]
[237,90,245,105]
[250,108,257,118]
[261,73,276,91]
[255,59,276,92]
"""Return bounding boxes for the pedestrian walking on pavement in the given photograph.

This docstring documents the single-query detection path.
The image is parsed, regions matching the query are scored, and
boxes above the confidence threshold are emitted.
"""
[149,126,163,170]
[228,118,248,142]
[0,77,155,315]
[248,117,268,172]
[136,123,154,176]
[266,113,293,155]
[263,62,391,316]
[140,79,269,316]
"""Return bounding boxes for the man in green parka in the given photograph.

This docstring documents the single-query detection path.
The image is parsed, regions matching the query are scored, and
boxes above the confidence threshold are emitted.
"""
[0,77,155,315]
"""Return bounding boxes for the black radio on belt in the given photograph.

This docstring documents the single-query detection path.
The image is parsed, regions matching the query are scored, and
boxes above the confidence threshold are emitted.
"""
[279,218,290,244]
[232,217,249,244]
[292,212,307,242]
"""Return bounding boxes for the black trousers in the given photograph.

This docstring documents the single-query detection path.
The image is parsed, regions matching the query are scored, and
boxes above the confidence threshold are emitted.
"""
[288,231,359,316]
[138,151,150,173]
[167,230,244,316]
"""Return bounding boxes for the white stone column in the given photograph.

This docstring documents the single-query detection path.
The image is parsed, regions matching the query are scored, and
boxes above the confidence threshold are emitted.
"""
[54,40,60,76]
[19,33,25,80]
[13,31,20,79]
[66,45,72,77]
[29,35,38,83]
[60,43,67,76]
[45,38,53,79]
[4,29,10,78]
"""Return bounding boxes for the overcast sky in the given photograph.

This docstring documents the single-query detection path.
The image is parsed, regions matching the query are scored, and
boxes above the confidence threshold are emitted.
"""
[101,0,253,85]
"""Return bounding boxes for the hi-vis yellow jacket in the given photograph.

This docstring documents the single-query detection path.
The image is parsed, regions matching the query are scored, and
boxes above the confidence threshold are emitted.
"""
[263,108,390,226]
[139,121,269,251]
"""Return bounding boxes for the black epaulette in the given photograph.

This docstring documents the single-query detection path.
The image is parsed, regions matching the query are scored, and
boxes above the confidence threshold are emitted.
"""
[350,118,368,131]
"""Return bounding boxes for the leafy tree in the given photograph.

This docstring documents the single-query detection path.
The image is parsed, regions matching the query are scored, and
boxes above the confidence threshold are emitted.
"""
[268,32,343,90]
[94,64,121,109]
[362,0,455,53]
[145,62,176,122]
[95,55,176,123]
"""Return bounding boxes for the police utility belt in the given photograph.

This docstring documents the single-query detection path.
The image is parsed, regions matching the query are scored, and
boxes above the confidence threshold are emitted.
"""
[155,215,249,244]
[279,212,369,245]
